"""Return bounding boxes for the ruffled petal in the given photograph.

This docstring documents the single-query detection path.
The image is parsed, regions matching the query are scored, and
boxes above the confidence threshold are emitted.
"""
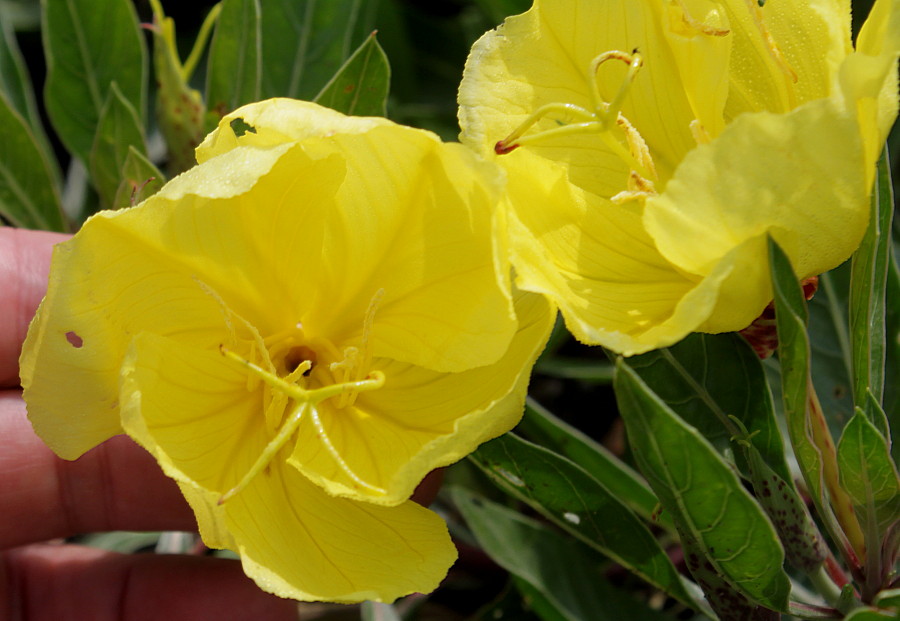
[287,290,555,504]
[645,96,868,332]
[496,149,724,355]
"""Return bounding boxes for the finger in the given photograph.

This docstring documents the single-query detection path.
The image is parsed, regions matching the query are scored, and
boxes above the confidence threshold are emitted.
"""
[2,543,298,621]
[0,390,196,549]
[0,228,68,387]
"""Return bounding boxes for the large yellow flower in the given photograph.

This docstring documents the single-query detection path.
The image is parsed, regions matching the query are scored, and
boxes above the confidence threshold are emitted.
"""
[459,0,899,355]
[20,99,554,602]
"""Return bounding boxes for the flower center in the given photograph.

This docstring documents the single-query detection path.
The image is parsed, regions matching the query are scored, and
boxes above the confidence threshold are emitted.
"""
[494,49,658,203]
[206,286,389,504]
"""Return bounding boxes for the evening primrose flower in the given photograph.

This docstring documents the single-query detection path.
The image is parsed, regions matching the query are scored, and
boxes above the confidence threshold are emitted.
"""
[20,99,554,602]
[459,0,900,355]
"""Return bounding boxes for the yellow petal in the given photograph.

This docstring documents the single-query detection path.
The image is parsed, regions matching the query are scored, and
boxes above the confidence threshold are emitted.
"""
[645,96,868,333]
[119,332,268,495]
[287,289,555,504]
[20,146,347,459]
[224,459,456,603]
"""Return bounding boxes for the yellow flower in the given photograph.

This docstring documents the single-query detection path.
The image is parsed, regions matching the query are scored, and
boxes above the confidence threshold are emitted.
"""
[20,99,554,602]
[459,0,899,355]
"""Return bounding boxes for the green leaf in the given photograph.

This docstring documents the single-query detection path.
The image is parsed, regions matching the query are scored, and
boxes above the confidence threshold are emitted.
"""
[516,398,672,531]
[1,20,46,147]
[837,410,900,542]
[42,0,146,164]
[770,237,866,565]
[452,487,670,621]
[625,333,791,484]
[614,359,791,611]
[850,148,894,408]
[89,82,146,210]
[883,255,900,464]
[468,433,694,606]
[0,92,65,230]
[259,0,377,100]
[809,263,856,437]
[314,32,390,117]
[206,0,261,126]
[112,147,165,210]
[769,238,825,506]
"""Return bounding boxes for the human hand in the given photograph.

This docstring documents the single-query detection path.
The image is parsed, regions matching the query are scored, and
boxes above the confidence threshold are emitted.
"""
[0,228,298,621]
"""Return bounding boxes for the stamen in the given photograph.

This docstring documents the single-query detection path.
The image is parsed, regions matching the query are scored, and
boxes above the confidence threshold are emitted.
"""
[218,401,310,505]
[217,346,385,502]
[307,404,387,495]
[590,51,643,126]
[743,0,798,84]
[493,50,658,187]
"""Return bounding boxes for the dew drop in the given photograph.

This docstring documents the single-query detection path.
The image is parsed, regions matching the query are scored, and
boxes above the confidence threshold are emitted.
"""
[495,467,524,487]
[563,511,581,525]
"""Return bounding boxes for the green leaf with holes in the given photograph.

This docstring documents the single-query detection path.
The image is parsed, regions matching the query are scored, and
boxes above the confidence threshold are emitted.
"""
[614,359,791,611]
[314,32,390,117]
[42,0,146,164]
[468,433,694,606]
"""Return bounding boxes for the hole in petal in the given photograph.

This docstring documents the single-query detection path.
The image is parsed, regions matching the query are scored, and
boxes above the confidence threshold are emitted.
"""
[229,117,257,137]
[65,331,83,348]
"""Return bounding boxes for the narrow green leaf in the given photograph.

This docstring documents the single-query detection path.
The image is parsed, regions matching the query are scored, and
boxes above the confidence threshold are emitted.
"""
[89,83,146,210]
[534,356,614,382]
[112,147,165,210]
[42,0,146,164]
[0,92,65,230]
[850,148,894,406]
[625,333,791,483]
[517,398,672,531]
[614,359,791,611]
[884,254,900,464]
[1,20,43,143]
[468,433,694,606]
[314,33,390,117]
[809,263,856,437]
[206,0,261,126]
[769,238,824,505]
[770,237,866,565]
[259,0,377,100]
[837,410,900,539]
[452,487,669,621]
